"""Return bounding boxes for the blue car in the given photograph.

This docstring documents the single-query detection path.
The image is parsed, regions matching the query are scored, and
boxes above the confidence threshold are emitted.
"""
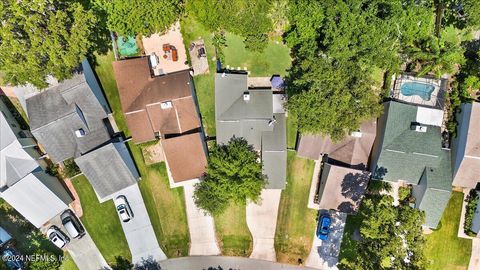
[2,248,25,270]
[316,214,331,240]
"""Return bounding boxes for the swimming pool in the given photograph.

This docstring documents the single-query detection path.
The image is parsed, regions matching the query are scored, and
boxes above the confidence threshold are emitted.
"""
[400,82,435,101]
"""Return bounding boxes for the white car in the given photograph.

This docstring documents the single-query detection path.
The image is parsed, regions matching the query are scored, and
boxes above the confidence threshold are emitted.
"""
[47,226,69,248]
[115,195,133,222]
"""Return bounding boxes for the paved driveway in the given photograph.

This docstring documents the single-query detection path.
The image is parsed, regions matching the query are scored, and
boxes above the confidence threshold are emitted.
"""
[159,256,319,270]
[469,237,480,270]
[246,189,282,261]
[113,184,167,264]
[306,211,347,269]
[43,213,110,270]
[183,184,220,255]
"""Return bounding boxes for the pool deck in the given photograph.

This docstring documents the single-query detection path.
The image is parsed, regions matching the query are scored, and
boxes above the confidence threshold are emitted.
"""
[391,74,446,109]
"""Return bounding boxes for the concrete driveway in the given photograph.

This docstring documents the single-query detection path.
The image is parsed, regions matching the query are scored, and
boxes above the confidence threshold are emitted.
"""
[43,213,110,270]
[306,211,347,269]
[183,184,220,255]
[113,184,167,264]
[246,189,282,261]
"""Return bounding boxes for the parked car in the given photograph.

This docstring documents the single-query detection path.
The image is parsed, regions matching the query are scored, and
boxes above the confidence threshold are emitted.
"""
[316,214,331,240]
[115,195,133,222]
[47,226,69,248]
[61,209,85,239]
[2,247,25,270]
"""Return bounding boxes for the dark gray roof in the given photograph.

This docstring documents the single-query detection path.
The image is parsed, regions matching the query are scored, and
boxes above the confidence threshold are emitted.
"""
[371,102,445,184]
[215,72,287,189]
[27,74,111,163]
[75,141,139,202]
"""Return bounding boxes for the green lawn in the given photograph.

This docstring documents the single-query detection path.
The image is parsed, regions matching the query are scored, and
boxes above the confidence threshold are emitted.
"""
[425,192,472,270]
[71,175,131,264]
[93,53,190,257]
[338,212,362,263]
[214,204,253,256]
[223,33,291,77]
[59,253,79,270]
[287,115,298,149]
[275,152,317,264]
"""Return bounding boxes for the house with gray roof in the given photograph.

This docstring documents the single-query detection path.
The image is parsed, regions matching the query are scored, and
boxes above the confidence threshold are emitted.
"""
[451,102,480,189]
[0,98,72,228]
[25,60,139,203]
[75,139,139,202]
[26,72,112,163]
[370,101,452,228]
[215,72,287,189]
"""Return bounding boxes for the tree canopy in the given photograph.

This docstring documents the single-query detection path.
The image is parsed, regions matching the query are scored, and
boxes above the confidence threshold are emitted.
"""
[194,137,266,216]
[94,0,183,36]
[0,0,96,88]
[186,0,273,51]
[340,194,426,270]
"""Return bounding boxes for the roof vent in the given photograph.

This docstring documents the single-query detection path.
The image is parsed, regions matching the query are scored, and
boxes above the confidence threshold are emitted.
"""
[161,101,173,109]
[243,92,250,102]
[351,131,362,138]
[75,128,86,138]
[410,122,427,132]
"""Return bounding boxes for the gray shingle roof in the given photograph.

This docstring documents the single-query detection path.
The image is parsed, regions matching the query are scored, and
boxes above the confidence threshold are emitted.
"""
[27,74,111,163]
[75,141,139,202]
[215,72,287,189]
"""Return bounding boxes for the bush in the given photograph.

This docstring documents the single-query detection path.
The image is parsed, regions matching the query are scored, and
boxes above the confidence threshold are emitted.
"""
[398,186,412,203]
[45,163,60,177]
[464,189,479,236]
[63,158,81,178]
[367,180,392,194]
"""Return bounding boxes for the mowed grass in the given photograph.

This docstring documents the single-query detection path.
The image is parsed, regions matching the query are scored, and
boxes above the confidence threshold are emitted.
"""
[275,152,317,263]
[93,53,190,257]
[71,175,131,264]
[59,253,79,270]
[338,212,362,262]
[223,33,291,77]
[425,192,472,270]
[181,17,216,136]
[214,204,252,256]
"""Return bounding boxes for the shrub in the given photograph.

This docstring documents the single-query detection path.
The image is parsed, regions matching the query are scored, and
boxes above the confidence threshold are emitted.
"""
[45,163,60,177]
[63,158,81,178]
[464,189,479,236]
[398,186,412,203]
[367,180,392,194]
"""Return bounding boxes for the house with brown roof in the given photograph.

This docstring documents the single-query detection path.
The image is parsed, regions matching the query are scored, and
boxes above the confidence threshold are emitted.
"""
[451,102,480,189]
[112,57,207,187]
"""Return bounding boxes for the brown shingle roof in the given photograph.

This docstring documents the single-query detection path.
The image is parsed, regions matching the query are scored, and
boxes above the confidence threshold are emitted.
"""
[112,57,200,142]
[297,120,376,168]
[162,132,207,182]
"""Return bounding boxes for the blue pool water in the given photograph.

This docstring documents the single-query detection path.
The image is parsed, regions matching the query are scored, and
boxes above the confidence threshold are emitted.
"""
[400,82,435,101]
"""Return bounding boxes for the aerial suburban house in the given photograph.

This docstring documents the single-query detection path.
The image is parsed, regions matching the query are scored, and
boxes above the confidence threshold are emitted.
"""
[451,102,480,189]
[112,57,207,187]
[370,101,452,229]
[0,98,72,228]
[215,71,287,189]
[297,120,375,213]
[25,60,139,202]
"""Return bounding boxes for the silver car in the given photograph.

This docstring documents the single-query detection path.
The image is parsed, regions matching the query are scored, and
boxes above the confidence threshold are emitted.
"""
[115,195,133,222]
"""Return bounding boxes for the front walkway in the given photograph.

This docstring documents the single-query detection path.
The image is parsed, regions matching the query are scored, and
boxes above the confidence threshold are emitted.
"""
[113,184,167,263]
[306,211,347,270]
[469,238,480,270]
[246,189,282,261]
[183,184,221,255]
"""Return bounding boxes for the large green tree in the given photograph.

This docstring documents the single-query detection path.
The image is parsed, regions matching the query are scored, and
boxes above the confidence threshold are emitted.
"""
[340,194,427,270]
[285,0,440,140]
[186,0,273,51]
[0,0,96,88]
[94,0,183,36]
[194,137,266,216]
